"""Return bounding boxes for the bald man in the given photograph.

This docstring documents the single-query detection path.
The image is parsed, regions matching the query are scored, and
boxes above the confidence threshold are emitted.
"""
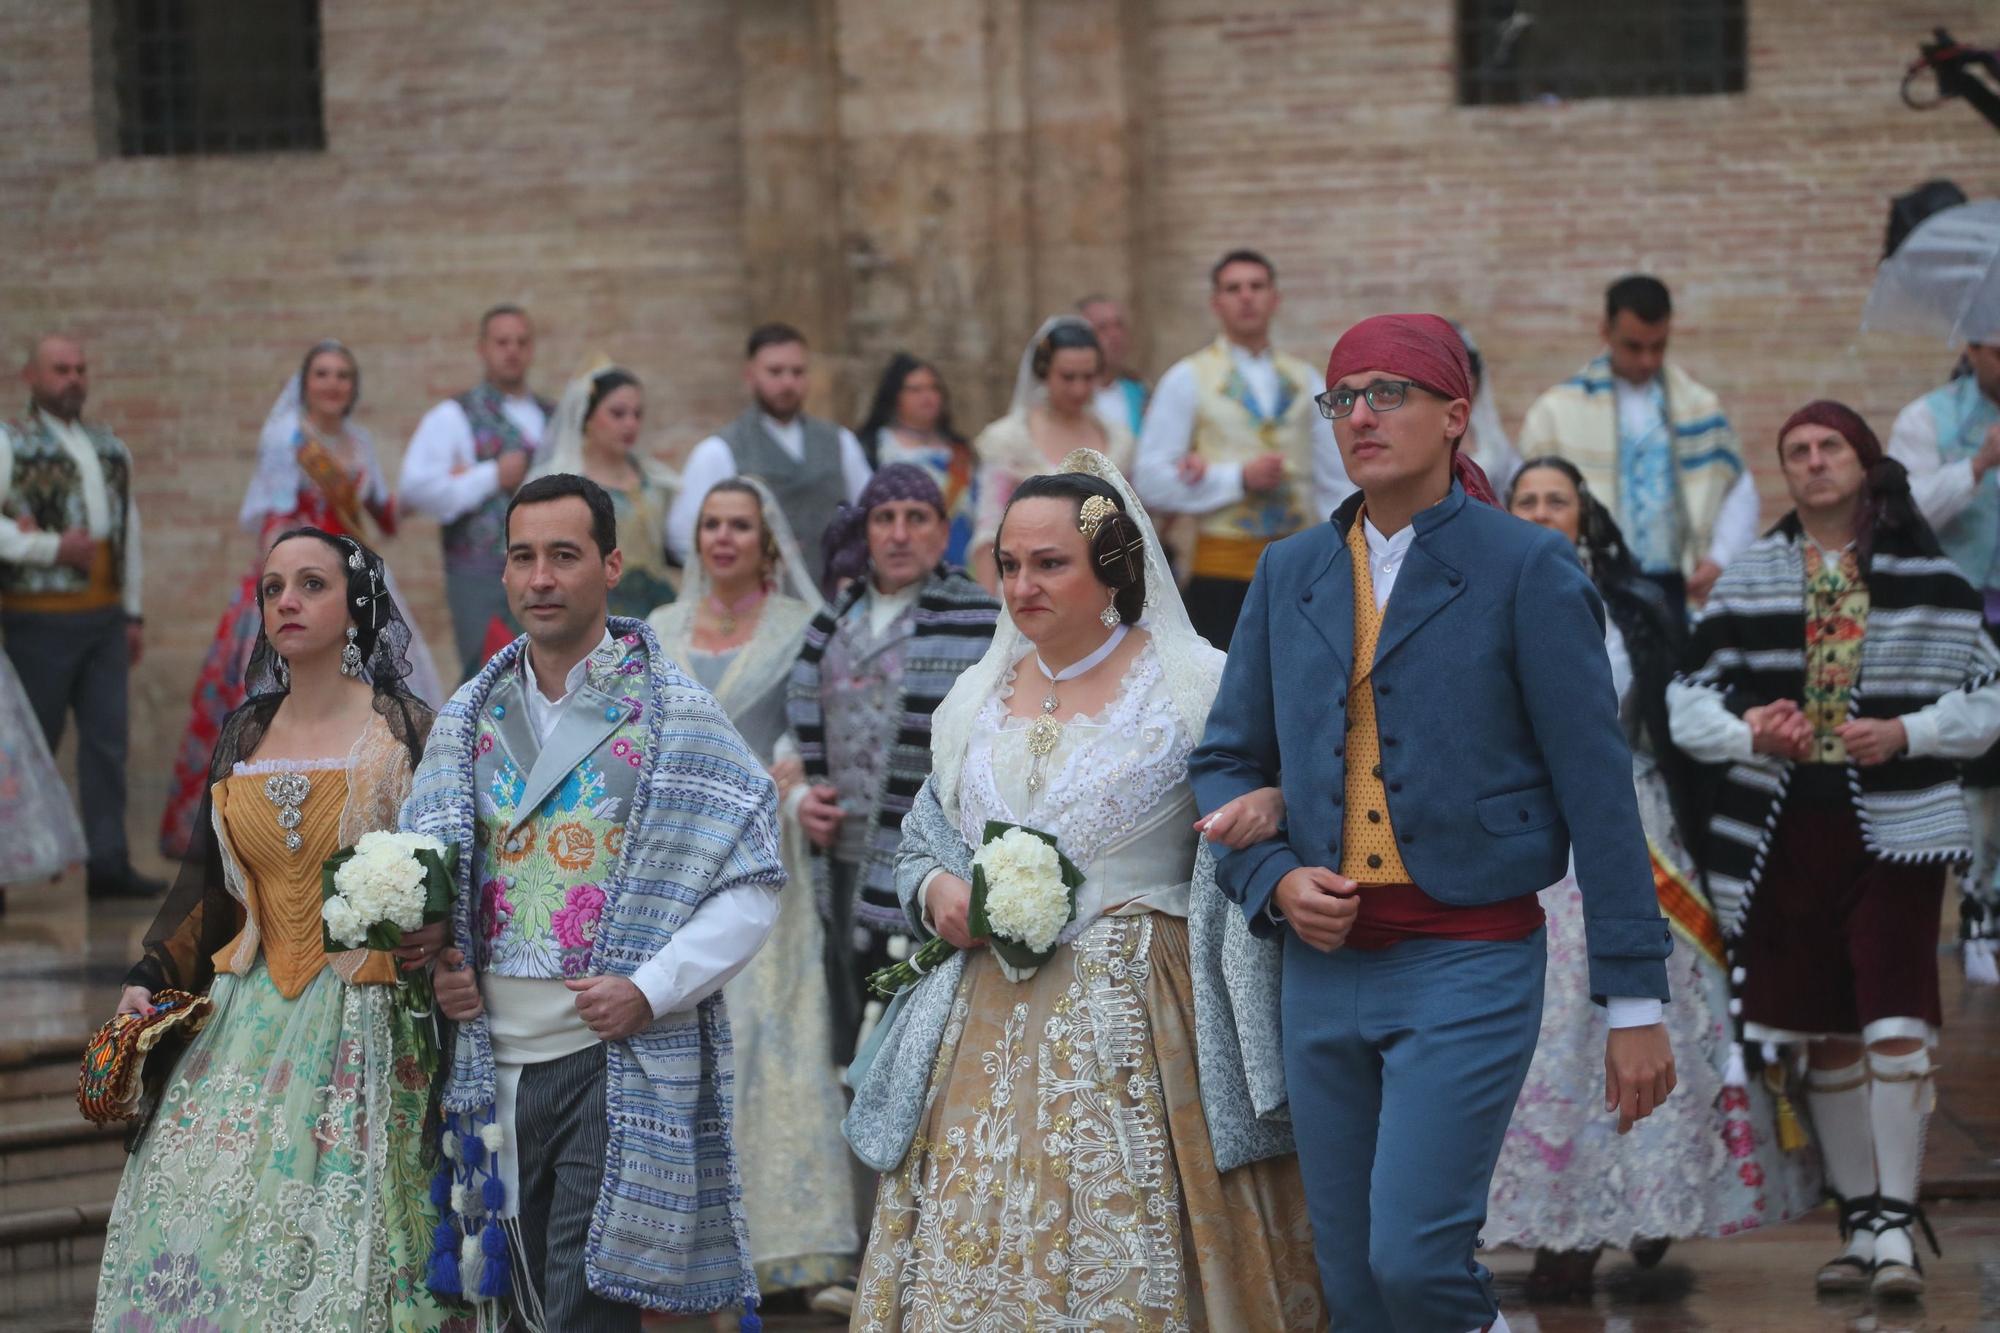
[1,336,161,899]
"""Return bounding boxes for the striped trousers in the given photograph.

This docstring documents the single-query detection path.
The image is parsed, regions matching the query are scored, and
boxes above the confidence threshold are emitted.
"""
[513,1044,641,1332]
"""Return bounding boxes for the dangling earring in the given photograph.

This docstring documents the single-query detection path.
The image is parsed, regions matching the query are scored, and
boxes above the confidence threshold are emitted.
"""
[1099,598,1121,630]
[341,626,363,677]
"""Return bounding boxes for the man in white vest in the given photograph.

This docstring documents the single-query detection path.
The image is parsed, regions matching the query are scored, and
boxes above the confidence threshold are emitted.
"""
[1133,249,1352,648]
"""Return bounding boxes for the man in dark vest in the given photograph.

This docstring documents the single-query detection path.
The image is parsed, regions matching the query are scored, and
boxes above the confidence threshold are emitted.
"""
[668,323,872,583]
[0,334,163,899]
[400,304,555,679]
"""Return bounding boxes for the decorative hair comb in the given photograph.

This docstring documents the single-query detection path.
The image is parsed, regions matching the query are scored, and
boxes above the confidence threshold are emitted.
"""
[1078,495,1117,540]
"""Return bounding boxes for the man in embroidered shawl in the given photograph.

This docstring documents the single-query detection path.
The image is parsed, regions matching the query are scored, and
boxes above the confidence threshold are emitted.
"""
[1886,343,2000,982]
[667,322,874,572]
[0,334,162,900]
[1192,314,1675,1333]
[1519,274,1757,612]
[789,463,999,1067]
[400,305,555,679]
[1669,402,2000,1301]
[410,472,783,1329]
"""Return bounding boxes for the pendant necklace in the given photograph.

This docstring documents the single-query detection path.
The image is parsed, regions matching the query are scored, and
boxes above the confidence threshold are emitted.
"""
[706,585,768,637]
[1025,623,1128,794]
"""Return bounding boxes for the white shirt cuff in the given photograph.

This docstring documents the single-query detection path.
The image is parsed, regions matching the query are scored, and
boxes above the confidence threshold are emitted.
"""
[916,868,946,933]
[628,886,780,1019]
[1606,996,1664,1029]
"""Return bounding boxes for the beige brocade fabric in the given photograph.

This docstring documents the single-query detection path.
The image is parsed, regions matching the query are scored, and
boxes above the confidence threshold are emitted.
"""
[855,914,1325,1333]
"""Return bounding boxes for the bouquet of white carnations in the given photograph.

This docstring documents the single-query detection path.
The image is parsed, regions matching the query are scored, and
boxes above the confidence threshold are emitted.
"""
[321,830,456,1069]
[868,821,1082,996]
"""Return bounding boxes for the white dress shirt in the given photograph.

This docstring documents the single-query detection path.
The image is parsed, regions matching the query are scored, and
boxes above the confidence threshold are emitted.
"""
[398,392,548,526]
[517,630,779,1019]
[1363,516,1660,1027]
[666,414,873,562]
[0,411,144,617]
[1887,392,1987,537]
[1134,341,1352,524]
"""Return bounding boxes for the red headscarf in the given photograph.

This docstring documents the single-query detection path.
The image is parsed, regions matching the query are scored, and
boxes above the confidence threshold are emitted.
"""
[1324,313,1498,507]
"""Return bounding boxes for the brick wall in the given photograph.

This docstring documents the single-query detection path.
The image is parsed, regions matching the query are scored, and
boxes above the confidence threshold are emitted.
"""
[0,0,1995,866]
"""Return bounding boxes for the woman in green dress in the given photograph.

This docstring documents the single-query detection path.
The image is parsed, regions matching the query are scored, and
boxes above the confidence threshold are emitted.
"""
[95,528,465,1332]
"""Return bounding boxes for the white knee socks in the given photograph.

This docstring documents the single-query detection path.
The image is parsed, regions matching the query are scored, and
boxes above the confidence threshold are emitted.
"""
[1867,1047,1934,1269]
[1806,1058,1876,1259]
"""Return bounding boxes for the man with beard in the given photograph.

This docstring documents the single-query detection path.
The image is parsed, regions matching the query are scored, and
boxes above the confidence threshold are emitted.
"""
[667,323,874,572]
[0,334,161,899]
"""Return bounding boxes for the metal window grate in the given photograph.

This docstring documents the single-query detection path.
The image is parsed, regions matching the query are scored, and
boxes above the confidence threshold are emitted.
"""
[104,0,324,156]
[1458,0,1746,107]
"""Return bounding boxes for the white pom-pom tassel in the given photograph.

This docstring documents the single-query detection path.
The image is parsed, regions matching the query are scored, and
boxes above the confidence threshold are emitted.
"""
[450,1185,469,1217]
[1723,1043,1748,1090]
[1728,997,1742,1016]
[459,1232,484,1296]
[1731,966,1746,985]
[442,1132,459,1162]
[479,1122,505,1152]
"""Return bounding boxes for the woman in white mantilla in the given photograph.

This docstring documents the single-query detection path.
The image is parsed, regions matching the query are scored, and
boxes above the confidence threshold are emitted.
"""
[843,449,1324,1331]
[532,362,679,620]
[645,478,859,1300]
[968,316,1136,587]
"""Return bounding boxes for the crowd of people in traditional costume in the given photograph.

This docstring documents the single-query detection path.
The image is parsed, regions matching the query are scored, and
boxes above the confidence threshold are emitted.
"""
[0,246,1994,1332]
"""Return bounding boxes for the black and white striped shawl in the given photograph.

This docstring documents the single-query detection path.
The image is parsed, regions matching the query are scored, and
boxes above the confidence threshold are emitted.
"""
[788,566,999,934]
[1683,515,2000,935]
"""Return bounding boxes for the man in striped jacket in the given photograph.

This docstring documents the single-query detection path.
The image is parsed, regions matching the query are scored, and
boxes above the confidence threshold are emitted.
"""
[1669,400,2000,1301]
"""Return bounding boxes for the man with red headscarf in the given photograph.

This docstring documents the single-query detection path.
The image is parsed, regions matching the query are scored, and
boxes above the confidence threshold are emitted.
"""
[1192,314,1675,1331]
[1671,401,2000,1300]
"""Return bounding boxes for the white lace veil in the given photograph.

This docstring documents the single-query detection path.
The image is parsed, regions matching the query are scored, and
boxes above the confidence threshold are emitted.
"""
[1009,313,1098,416]
[1455,323,1520,490]
[647,474,823,715]
[237,352,386,535]
[930,449,1223,817]
[531,361,682,492]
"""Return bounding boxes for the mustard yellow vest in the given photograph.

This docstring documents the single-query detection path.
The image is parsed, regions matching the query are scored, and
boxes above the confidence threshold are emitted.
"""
[1187,338,1321,580]
[1340,516,1411,885]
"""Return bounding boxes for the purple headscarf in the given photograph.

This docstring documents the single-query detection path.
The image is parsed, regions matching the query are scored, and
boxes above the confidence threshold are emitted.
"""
[821,462,947,590]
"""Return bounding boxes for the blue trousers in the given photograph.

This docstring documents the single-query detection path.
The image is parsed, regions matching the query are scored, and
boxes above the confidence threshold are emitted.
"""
[1282,929,1546,1332]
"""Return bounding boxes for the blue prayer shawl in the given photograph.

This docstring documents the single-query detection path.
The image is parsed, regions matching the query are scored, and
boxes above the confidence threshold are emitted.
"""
[403,617,784,1316]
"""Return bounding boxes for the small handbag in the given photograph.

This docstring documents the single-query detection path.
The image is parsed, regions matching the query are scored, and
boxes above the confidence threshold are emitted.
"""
[76,989,215,1127]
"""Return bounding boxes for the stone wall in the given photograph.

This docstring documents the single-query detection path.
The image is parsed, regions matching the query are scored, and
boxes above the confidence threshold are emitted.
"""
[0,0,1994,864]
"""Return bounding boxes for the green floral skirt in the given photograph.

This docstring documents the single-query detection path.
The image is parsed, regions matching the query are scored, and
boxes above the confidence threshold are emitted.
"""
[94,963,467,1332]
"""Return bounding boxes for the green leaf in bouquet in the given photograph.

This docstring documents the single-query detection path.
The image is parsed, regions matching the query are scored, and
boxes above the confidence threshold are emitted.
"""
[413,842,457,924]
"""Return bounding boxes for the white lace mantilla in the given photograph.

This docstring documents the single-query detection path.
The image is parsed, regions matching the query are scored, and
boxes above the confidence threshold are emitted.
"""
[959,644,1196,931]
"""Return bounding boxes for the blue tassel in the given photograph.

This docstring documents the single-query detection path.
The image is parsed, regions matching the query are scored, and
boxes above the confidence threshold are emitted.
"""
[460,1134,485,1168]
[426,1247,462,1297]
[429,1168,452,1208]
[476,1242,510,1299]
[480,1220,508,1261]
[481,1173,506,1212]
[739,1307,762,1332]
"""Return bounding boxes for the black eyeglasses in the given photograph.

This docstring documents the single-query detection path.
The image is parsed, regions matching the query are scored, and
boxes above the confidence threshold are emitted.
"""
[1316,380,1415,421]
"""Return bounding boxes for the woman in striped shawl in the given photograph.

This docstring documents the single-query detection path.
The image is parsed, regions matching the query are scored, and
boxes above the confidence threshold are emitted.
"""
[1668,401,2000,1301]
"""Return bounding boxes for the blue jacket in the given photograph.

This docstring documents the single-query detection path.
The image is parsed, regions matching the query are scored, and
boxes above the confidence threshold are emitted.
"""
[1189,484,1672,1001]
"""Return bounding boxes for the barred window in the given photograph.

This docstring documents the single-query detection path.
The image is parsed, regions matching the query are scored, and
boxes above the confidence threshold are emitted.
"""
[99,0,325,156]
[1457,0,1747,107]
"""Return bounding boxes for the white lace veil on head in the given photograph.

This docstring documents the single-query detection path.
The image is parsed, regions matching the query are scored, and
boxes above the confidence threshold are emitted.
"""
[531,360,681,492]
[1009,314,1100,416]
[237,341,385,535]
[1453,322,1520,491]
[930,448,1223,816]
[647,474,823,714]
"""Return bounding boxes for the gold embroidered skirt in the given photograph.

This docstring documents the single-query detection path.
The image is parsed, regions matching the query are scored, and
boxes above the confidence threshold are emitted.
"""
[854,913,1325,1332]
